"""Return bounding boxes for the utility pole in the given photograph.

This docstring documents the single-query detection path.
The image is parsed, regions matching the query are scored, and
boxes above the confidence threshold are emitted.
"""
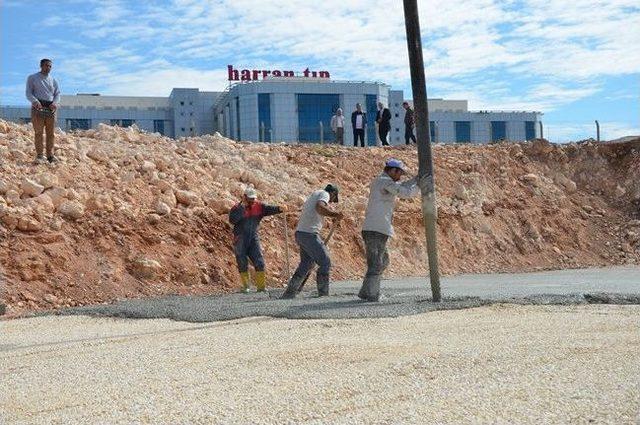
[595,120,600,142]
[403,0,441,302]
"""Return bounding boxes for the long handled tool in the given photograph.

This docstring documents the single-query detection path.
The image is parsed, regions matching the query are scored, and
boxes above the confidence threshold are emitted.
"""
[296,220,338,293]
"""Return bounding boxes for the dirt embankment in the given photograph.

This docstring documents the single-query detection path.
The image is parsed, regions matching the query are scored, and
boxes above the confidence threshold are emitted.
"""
[0,120,638,314]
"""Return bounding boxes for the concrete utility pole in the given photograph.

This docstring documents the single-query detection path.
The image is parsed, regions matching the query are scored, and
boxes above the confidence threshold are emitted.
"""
[403,0,442,302]
[595,120,600,142]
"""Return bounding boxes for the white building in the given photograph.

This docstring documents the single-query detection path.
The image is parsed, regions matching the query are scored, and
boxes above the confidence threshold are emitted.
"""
[1,78,542,144]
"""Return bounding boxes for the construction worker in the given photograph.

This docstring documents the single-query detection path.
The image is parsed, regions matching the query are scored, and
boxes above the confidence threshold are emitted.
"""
[281,184,343,299]
[229,187,286,293]
[358,159,419,301]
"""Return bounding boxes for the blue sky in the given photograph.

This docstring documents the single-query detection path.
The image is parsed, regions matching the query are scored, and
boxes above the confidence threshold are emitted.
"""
[1,0,638,142]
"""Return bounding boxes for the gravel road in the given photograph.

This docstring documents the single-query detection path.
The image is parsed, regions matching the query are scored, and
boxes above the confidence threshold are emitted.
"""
[2,304,639,424]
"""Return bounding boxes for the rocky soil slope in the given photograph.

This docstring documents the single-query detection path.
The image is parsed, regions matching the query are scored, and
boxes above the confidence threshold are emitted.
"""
[1,120,638,314]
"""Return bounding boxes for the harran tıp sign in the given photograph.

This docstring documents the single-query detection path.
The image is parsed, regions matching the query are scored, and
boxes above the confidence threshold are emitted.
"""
[228,65,330,81]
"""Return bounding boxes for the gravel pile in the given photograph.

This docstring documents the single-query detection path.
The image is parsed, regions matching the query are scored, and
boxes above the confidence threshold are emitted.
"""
[2,304,639,424]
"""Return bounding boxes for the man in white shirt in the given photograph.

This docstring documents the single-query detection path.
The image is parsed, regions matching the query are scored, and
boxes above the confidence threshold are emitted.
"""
[281,184,343,299]
[25,58,61,164]
[358,159,419,301]
[330,108,345,145]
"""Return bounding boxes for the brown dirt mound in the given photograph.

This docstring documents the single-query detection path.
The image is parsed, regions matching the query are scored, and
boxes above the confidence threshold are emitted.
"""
[1,120,639,315]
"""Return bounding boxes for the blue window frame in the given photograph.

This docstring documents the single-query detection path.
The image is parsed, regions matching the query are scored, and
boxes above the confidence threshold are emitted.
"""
[365,94,377,146]
[525,121,536,140]
[153,120,165,135]
[66,118,91,130]
[258,93,271,142]
[297,94,340,143]
[491,121,506,142]
[455,121,471,143]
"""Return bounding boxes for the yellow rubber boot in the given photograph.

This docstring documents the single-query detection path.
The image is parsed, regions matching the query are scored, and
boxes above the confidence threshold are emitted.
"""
[255,271,266,292]
[240,272,250,293]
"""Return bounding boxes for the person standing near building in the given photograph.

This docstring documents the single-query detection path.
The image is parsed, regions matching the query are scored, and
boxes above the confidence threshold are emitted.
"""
[26,59,61,164]
[376,101,391,146]
[351,103,367,147]
[281,184,343,299]
[229,188,286,293]
[402,101,417,145]
[358,159,419,302]
[330,108,345,145]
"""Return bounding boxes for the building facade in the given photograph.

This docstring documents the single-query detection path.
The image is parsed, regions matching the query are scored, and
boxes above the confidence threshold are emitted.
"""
[1,79,542,144]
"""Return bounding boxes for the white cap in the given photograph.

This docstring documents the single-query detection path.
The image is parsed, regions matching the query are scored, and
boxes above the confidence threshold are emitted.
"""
[244,188,257,199]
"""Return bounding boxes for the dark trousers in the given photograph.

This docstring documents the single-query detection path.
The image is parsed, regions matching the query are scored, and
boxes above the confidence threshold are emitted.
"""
[405,127,416,144]
[234,237,265,273]
[282,231,331,296]
[378,125,390,146]
[358,231,390,301]
[353,129,365,147]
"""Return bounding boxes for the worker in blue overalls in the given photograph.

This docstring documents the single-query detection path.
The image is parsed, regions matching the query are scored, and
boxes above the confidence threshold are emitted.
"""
[229,187,286,292]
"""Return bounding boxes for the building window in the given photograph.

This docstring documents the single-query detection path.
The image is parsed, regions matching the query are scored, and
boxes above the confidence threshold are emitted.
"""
[153,120,165,135]
[525,121,536,140]
[491,121,506,142]
[189,101,193,105]
[180,112,184,116]
[110,119,135,127]
[180,101,184,106]
[455,121,471,143]
[181,127,185,132]
[258,93,272,142]
[296,93,339,143]
[66,118,91,130]
[395,128,400,132]
[189,112,193,116]
[365,94,377,146]
[395,113,399,117]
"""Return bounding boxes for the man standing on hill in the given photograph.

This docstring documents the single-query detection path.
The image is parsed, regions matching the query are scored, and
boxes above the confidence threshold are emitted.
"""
[358,159,419,301]
[376,101,391,146]
[402,101,417,145]
[229,188,286,293]
[281,184,343,299]
[351,103,367,147]
[330,108,345,145]
[26,59,60,164]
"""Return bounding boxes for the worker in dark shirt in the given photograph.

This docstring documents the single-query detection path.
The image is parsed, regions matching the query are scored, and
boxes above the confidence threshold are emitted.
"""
[229,188,286,292]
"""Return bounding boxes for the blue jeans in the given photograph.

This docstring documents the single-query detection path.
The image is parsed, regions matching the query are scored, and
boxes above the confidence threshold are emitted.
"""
[282,231,331,297]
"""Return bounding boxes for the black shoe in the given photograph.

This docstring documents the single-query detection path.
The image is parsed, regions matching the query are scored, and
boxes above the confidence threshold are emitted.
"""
[34,155,46,164]
[47,155,58,163]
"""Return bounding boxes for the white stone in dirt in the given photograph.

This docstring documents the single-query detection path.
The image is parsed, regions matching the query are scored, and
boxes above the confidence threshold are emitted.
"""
[37,173,59,189]
[17,216,41,232]
[155,201,171,216]
[58,200,85,220]
[21,178,45,197]
[521,173,541,187]
[147,213,161,224]
[141,160,156,172]
[44,293,59,304]
[87,148,110,163]
[175,190,200,207]
[47,188,68,208]
[130,257,162,279]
